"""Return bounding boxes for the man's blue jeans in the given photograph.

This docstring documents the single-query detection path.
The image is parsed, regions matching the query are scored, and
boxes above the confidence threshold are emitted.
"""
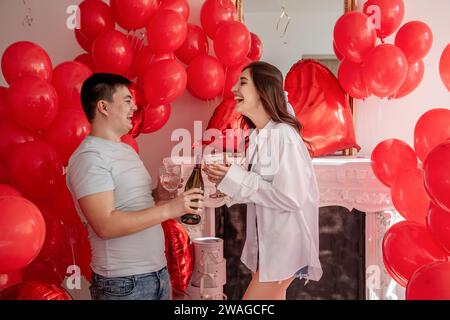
[89,267,172,300]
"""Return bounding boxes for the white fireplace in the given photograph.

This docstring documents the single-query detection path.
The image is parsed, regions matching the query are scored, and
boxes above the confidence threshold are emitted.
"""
[169,155,405,300]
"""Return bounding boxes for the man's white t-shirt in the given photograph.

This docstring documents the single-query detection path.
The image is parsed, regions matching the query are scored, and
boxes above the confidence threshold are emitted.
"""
[66,136,166,278]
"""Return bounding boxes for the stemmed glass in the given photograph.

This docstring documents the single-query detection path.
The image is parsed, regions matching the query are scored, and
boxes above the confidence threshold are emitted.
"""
[203,152,233,199]
[159,164,182,199]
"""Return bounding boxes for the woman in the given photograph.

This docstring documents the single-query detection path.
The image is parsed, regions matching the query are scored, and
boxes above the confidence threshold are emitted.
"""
[204,61,322,300]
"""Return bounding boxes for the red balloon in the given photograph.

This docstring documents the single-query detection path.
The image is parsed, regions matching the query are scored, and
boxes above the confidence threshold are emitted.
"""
[0,281,72,300]
[223,57,251,98]
[121,134,140,154]
[141,104,171,133]
[207,98,238,132]
[333,41,344,61]
[128,105,145,138]
[439,44,450,92]
[371,139,418,187]
[414,108,450,163]
[74,53,97,72]
[333,12,377,63]
[132,47,175,80]
[159,0,190,21]
[42,109,90,166]
[338,59,369,99]
[74,29,93,53]
[92,30,134,77]
[427,203,450,254]
[200,0,237,39]
[147,9,187,54]
[406,261,450,300]
[0,184,22,197]
[0,270,22,291]
[52,61,92,111]
[1,41,52,85]
[0,86,8,120]
[45,185,82,226]
[391,168,430,224]
[111,0,159,30]
[175,24,209,65]
[0,196,46,274]
[22,259,65,285]
[391,60,424,99]
[0,120,38,161]
[143,59,187,105]
[187,55,225,100]
[382,221,448,287]
[423,140,450,212]
[363,0,405,40]
[284,60,360,157]
[214,21,251,67]
[7,141,64,200]
[162,219,194,292]
[79,0,115,43]
[362,44,408,98]
[248,32,263,61]
[395,21,433,63]
[0,163,8,184]
[6,76,59,130]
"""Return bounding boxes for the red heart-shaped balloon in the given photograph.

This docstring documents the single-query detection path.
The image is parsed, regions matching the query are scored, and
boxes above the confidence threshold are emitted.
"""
[285,59,360,156]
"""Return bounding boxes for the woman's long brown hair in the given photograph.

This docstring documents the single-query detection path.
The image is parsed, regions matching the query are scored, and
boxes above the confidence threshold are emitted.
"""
[240,61,302,134]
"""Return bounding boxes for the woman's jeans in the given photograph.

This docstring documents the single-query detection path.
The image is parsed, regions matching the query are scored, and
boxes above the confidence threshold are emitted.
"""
[90,267,172,300]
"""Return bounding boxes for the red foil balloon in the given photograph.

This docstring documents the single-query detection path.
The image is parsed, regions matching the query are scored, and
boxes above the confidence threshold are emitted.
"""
[362,44,408,98]
[440,44,450,91]
[423,140,450,212]
[6,76,59,130]
[406,262,450,300]
[42,109,91,166]
[426,203,450,254]
[121,134,140,154]
[362,0,405,40]
[0,281,72,300]
[382,220,448,287]
[111,0,159,31]
[143,59,187,105]
[200,0,237,39]
[52,61,92,111]
[0,196,46,274]
[414,108,450,163]
[391,168,430,224]
[187,55,225,100]
[213,21,251,67]
[371,139,418,188]
[391,60,424,99]
[333,12,376,63]
[0,119,38,161]
[395,21,433,63]
[92,30,134,77]
[0,270,22,291]
[1,41,53,84]
[146,9,187,54]
[162,219,194,292]
[79,0,115,43]
[159,0,190,21]
[7,141,64,200]
[284,59,360,157]
[141,104,171,134]
[248,32,263,61]
[175,24,209,65]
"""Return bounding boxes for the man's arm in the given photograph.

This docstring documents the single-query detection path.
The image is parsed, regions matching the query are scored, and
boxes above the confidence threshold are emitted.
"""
[78,188,204,239]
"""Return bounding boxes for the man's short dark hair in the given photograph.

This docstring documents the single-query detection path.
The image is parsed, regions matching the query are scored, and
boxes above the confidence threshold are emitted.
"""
[80,73,132,122]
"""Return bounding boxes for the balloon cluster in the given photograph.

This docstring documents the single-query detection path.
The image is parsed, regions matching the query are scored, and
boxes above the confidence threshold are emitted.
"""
[73,0,263,140]
[371,108,450,299]
[334,0,434,100]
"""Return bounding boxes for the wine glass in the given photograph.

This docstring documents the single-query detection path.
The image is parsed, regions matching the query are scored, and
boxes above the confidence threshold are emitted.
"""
[159,164,182,199]
[204,152,232,199]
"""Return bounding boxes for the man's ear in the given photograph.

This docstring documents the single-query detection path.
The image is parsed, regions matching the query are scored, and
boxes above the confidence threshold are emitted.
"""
[97,100,109,117]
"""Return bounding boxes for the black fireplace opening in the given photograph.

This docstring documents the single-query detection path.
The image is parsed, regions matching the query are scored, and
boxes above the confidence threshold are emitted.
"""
[215,205,366,300]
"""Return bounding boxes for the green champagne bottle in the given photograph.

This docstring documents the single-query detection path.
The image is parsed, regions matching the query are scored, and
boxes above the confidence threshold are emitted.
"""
[181,157,204,225]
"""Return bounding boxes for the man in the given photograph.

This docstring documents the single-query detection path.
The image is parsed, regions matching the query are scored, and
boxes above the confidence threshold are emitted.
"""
[66,73,204,300]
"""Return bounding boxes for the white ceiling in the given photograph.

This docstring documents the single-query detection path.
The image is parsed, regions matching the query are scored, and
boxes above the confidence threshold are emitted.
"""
[243,0,344,14]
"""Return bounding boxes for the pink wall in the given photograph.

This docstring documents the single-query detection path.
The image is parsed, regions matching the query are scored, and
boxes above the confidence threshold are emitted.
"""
[354,0,450,156]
